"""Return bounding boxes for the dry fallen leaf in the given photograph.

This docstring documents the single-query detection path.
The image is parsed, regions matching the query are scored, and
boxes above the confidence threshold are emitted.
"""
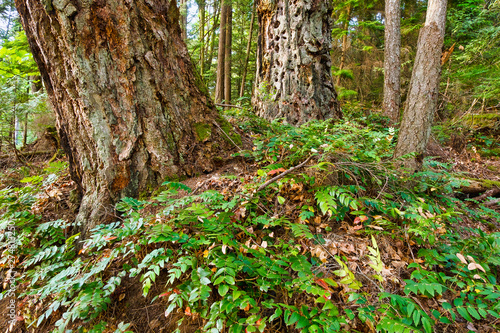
[367,225,384,230]
[456,253,468,265]
[468,262,486,273]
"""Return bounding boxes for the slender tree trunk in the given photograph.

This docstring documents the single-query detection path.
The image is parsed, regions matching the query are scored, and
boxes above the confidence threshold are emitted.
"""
[14,114,20,147]
[383,0,401,123]
[23,114,28,147]
[393,0,448,171]
[224,3,232,106]
[206,1,220,74]
[239,0,257,98]
[199,0,206,75]
[15,0,236,235]
[215,1,228,103]
[253,0,341,124]
[336,4,352,87]
[179,0,188,40]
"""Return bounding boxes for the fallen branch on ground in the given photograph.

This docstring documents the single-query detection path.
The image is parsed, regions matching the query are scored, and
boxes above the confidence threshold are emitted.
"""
[257,155,313,192]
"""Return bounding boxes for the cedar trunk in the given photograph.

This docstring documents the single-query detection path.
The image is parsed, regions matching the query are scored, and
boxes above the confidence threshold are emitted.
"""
[394,0,447,170]
[215,2,228,103]
[15,0,234,234]
[239,0,257,98]
[253,0,341,125]
[224,3,232,106]
[383,0,401,123]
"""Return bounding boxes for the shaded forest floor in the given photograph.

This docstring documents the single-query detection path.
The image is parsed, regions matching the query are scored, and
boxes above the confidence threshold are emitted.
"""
[0,109,499,333]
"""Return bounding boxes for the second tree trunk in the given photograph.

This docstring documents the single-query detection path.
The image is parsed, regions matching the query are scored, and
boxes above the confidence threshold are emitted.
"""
[253,0,341,125]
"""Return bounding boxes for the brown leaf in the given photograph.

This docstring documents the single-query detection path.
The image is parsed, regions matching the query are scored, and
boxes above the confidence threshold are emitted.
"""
[185,306,192,316]
[267,168,286,176]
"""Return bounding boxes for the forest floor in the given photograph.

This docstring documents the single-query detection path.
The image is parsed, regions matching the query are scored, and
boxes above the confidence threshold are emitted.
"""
[0,111,499,333]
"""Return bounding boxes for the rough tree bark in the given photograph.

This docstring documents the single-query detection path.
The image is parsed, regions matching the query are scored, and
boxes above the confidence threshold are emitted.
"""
[215,1,228,103]
[383,0,401,123]
[253,0,341,125]
[15,0,237,235]
[394,0,448,171]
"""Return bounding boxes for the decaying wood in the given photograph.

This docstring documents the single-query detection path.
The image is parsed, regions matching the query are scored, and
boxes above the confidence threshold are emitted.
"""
[472,187,500,201]
[253,0,341,124]
[484,198,500,207]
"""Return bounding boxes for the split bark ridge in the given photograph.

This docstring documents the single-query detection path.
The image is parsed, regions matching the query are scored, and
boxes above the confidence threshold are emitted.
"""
[382,0,401,123]
[15,0,236,235]
[394,0,448,171]
[253,0,342,125]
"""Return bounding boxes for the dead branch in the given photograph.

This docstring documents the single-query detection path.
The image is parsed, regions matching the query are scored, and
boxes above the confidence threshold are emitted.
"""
[0,150,56,159]
[472,188,500,202]
[257,155,313,192]
[215,103,244,109]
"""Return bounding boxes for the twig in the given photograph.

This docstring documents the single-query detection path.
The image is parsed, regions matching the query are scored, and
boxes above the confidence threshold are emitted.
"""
[484,198,500,207]
[472,188,500,202]
[257,155,313,192]
[0,150,55,159]
[215,103,243,109]
[211,120,242,151]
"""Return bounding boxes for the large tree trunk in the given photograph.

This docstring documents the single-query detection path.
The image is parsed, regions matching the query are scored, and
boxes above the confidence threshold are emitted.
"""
[15,0,236,235]
[215,1,228,103]
[383,0,401,123]
[253,0,341,125]
[393,0,447,171]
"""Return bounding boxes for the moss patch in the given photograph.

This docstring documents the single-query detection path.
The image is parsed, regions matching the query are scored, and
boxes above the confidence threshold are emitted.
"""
[463,113,500,129]
[194,122,212,142]
[217,116,242,146]
[467,178,500,189]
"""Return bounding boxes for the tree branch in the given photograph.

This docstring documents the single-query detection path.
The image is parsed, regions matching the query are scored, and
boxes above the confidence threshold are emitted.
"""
[257,155,313,192]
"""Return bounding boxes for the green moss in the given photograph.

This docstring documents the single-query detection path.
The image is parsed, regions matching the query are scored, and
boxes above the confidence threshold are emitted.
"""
[191,57,209,96]
[463,113,500,128]
[480,148,500,157]
[218,116,242,146]
[483,179,500,188]
[194,122,212,142]
[163,174,187,183]
[467,178,500,188]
